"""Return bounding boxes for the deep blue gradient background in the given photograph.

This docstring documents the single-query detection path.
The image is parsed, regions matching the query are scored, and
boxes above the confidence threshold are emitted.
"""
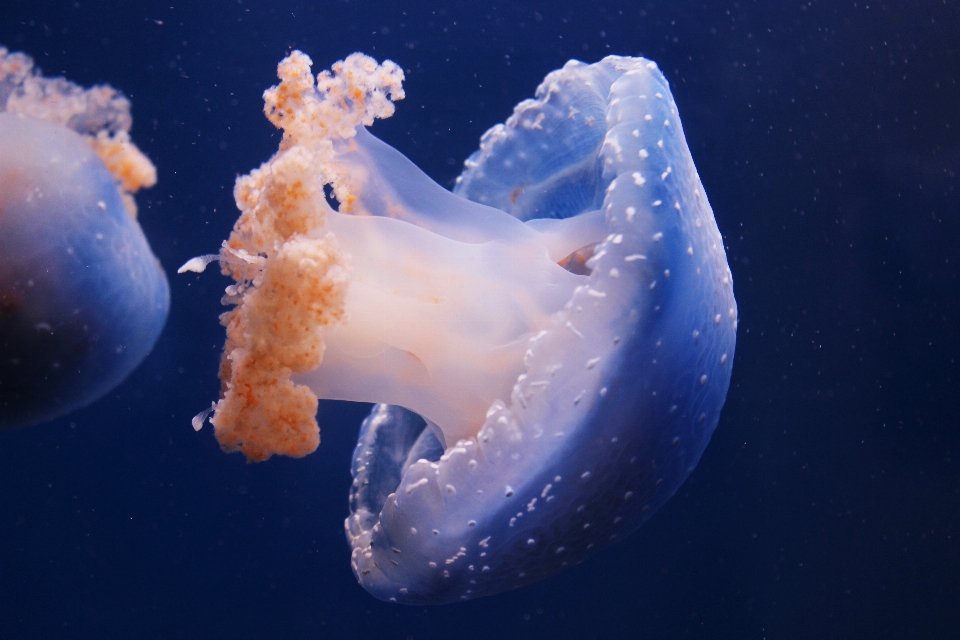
[1,1,957,638]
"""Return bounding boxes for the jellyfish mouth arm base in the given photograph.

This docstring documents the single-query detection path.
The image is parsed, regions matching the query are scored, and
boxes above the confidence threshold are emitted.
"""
[296,205,603,445]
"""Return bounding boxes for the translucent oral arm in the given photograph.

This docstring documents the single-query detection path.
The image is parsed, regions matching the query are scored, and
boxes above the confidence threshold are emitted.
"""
[337,128,608,258]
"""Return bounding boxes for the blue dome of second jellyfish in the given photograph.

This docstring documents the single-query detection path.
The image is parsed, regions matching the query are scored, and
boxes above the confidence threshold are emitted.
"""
[0,113,169,430]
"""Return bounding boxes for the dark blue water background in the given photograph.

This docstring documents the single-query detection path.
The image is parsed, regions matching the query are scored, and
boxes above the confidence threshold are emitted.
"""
[1,1,957,637]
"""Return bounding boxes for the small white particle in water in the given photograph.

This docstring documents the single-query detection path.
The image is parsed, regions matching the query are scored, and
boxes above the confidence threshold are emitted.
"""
[631,171,646,186]
[639,148,649,159]
[652,232,663,241]
[700,375,708,385]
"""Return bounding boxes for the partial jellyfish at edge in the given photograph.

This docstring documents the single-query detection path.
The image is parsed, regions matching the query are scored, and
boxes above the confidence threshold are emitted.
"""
[0,48,170,431]
[183,51,737,604]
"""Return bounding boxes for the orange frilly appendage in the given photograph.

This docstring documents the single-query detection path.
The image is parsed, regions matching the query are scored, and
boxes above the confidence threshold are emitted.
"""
[0,46,156,216]
[88,130,157,216]
[212,232,348,462]
[206,51,403,462]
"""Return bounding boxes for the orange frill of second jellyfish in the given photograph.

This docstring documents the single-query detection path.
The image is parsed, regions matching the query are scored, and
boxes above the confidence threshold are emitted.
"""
[0,47,157,217]
[88,131,157,217]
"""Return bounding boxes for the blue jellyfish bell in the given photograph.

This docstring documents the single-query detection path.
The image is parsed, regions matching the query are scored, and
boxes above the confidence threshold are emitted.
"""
[0,48,169,430]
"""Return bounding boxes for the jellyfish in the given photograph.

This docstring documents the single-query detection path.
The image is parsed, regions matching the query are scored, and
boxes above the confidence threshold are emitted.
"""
[185,51,736,603]
[0,48,169,431]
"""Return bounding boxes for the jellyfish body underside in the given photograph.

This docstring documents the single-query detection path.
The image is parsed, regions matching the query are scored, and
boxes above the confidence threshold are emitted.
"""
[343,57,737,603]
